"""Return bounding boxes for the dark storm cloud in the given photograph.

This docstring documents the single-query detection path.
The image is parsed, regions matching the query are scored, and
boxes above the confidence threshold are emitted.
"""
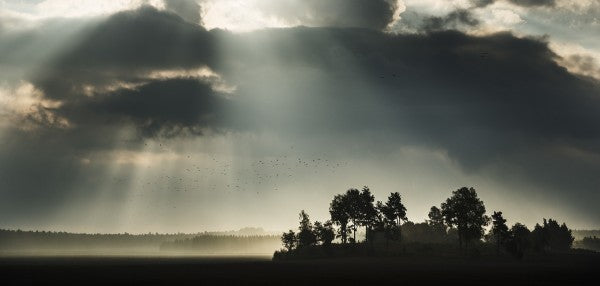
[18,6,600,169]
[470,0,556,7]
[2,6,600,224]
[32,5,216,101]
[507,0,556,7]
[57,79,228,137]
[217,27,600,161]
[164,0,202,24]
[471,0,496,8]
[394,8,481,33]
[422,9,480,31]
[259,0,399,30]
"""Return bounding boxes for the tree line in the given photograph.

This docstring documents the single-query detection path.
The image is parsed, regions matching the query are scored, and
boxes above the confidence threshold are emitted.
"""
[574,236,600,252]
[0,228,278,253]
[279,186,575,259]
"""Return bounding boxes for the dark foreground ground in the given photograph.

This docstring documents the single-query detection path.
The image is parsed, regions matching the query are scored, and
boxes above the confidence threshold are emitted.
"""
[1,253,599,285]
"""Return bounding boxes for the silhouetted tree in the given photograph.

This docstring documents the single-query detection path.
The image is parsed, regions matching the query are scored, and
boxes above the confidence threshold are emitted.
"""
[441,187,489,253]
[314,220,335,246]
[379,192,407,242]
[549,220,574,251]
[384,192,408,226]
[373,201,386,231]
[491,211,509,256]
[345,188,362,243]
[531,222,547,252]
[330,194,351,244]
[428,206,446,233]
[402,221,433,243]
[358,187,378,242]
[532,218,574,252]
[377,201,398,244]
[297,210,317,248]
[505,223,530,259]
[281,230,297,252]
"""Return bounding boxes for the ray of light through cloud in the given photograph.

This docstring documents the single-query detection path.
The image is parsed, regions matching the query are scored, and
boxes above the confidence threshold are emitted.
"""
[0,0,599,235]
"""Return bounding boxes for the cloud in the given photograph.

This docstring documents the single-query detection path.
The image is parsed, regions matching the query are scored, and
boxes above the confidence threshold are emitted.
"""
[220,27,600,157]
[262,0,400,30]
[557,54,600,80]
[470,0,557,8]
[31,6,216,102]
[200,0,400,31]
[1,6,599,228]
[164,0,201,24]
[422,9,480,31]
[507,0,556,7]
[10,6,600,173]
[472,0,496,8]
[56,79,228,137]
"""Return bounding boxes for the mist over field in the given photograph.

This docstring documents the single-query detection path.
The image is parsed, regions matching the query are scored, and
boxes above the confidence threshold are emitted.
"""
[0,228,280,256]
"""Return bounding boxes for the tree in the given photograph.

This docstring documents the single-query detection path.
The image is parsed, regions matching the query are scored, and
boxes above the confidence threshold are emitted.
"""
[358,187,378,242]
[314,220,335,246]
[281,230,297,252]
[379,192,407,242]
[441,187,489,253]
[491,211,509,255]
[532,218,574,252]
[505,223,530,259]
[345,188,362,243]
[330,193,351,244]
[330,187,389,244]
[297,210,317,248]
[548,220,574,251]
[384,192,407,226]
[427,206,446,232]
[377,201,398,244]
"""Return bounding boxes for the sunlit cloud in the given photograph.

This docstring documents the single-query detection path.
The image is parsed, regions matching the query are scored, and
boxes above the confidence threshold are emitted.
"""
[550,42,600,80]
[200,0,292,32]
[0,0,164,19]
[0,81,68,129]
[79,66,236,97]
[200,0,404,32]
[147,67,237,94]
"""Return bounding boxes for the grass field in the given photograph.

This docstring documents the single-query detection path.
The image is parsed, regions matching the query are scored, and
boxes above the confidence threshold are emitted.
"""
[1,253,598,285]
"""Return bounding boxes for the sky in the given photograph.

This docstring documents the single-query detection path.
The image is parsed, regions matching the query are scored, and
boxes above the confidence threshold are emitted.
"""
[0,0,599,233]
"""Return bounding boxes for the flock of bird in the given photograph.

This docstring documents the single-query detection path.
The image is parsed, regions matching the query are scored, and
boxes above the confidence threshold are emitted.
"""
[117,149,350,199]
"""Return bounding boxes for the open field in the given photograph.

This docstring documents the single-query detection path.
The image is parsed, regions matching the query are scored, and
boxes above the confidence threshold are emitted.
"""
[1,253,598,285]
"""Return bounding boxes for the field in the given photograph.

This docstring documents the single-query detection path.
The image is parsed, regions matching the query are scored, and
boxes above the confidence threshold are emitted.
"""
[1,253,598,285]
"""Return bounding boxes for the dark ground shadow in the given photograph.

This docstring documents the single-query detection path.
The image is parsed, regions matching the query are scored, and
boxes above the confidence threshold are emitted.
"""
[1,253,599,286]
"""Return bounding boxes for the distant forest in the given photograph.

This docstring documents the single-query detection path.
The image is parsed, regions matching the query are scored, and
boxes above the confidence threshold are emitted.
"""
[276,186,598,260]
[0,227,279,255]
